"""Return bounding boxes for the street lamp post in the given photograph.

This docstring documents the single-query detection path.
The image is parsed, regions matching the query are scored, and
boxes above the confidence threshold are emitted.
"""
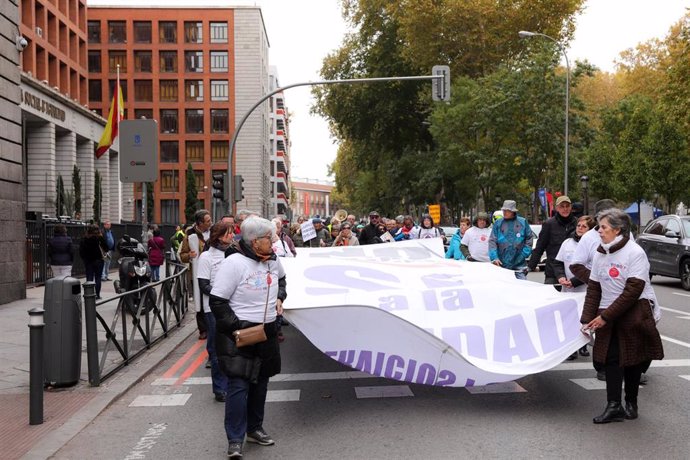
[580,175,589,215]
[518,30,570,196]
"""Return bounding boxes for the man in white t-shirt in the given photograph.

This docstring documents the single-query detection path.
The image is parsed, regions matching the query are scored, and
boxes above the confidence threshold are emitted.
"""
[460,212,491,262]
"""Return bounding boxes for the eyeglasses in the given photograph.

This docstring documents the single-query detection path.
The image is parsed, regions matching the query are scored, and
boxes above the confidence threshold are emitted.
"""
[576,224,589,228]
[256,234,272,241]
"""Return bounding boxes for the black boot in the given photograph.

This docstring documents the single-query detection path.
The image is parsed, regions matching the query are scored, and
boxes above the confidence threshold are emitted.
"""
[566,352,577,361]
[624,401,638,420]
[578,345,590,357]
[593,401,625,424]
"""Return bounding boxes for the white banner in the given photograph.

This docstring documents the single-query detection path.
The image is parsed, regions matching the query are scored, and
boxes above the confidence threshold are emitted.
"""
[281,239,588,387]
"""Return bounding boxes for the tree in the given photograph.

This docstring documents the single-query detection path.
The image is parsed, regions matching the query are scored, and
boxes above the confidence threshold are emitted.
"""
[93,170,102,223]
[55,175,66,217]
[72,165,82,215]
[184,162,199,223]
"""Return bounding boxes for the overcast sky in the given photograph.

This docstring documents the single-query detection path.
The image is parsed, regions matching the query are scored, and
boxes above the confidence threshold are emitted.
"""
[90,0,689,181]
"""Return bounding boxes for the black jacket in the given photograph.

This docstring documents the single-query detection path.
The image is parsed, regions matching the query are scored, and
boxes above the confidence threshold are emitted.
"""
[358,223,383,245]
[209,240,287,381]
[79,235,107,265]
[528,213,577,277]
[48,235,73,266]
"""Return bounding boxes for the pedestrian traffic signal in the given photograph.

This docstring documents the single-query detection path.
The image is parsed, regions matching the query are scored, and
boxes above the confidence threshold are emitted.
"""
[233,174,244,202]
[432,65,450,102]
[212,173,226,200]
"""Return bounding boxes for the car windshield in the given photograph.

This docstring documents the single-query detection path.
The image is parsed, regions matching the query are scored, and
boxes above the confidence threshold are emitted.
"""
[682,218,690,236]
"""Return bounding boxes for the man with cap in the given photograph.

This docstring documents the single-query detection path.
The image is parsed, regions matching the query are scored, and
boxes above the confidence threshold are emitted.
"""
[528,195,577,286]
[302,217,331,248]
[359,211,385,245]
[488,200,534,279]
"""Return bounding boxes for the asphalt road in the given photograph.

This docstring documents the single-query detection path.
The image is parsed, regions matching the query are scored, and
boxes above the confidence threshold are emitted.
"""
[55,274,690,459]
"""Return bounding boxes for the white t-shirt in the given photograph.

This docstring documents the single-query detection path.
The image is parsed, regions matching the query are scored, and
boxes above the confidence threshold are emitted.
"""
[590,239,659,321]
[460,227,491,262]
[570,227,600,270]
[555,238,585,292]
[196,246,226,313]
[210,253,285,323]
[272,237,294,258]
[416,227,441,239]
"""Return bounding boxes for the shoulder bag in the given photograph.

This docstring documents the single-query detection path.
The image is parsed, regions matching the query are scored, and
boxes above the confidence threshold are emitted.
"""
[233,271,272,347]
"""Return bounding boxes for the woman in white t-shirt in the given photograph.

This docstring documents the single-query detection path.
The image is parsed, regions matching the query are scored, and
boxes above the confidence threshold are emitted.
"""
[197,221,234,402]
[580,209,663,424]
[459,213,492,262]
[554,215,595,361]
[209,217,287,457]
[413,214,442,240]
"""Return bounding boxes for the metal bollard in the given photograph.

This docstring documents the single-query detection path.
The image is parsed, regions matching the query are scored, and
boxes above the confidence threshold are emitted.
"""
[28,307,45,425]
[83,281,100,386]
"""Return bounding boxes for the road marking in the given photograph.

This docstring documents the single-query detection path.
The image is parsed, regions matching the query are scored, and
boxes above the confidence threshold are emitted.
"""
[569,378,607,390]
[672,291,690,298]
[266,389,301,402]
[660,335,690,349]
[123,422,167,460]
[355,385,414,398]
[151,378,178,386]
[465,382,526,394]
[174,348,207,385]
[680,375,690,382]
[162,340,205,378]
[659,305,690,314]
[272,371,378,382]
[129,394,192,407]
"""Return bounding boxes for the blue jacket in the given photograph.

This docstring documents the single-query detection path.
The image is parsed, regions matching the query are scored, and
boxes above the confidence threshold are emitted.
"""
[488,216,533,269]
[444,232,465,260]
[48,235,73,266]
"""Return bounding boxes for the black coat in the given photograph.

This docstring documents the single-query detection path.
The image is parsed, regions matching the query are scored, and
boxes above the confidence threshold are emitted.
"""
[210,241,287,382]
[48,235,73,266]
[79,235,107,264]
[528,213,577,277]
[358,223,383,245]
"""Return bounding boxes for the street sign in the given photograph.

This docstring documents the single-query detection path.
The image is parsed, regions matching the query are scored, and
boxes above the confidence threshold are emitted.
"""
[119,120,158,183]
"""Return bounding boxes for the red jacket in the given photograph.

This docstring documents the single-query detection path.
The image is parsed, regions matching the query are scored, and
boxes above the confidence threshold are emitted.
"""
[147,236,166,267]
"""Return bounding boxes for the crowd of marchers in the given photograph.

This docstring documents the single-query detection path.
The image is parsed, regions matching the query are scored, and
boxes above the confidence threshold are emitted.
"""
[128,198,664,458]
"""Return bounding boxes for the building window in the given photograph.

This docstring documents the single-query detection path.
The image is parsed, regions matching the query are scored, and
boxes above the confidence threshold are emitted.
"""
[160,51,177,72]
[135,108,153,119]
[88,79,102,102]
[194,171,204,190]
[184,21,202,43]
[185,109,204,134]
[211,141,229,161]
[160,109,178,133]
[108,21,126,43]
[160,199,179,224]
[88,50,101,72]
[160,141,179,163]
[159,21,177,44]
[133,21,152,43]
[184,80,204,101]
[210,51,228,72]
[186,141,204,162]
[209,22,228,43]
[109,79,127,101]
[134,80,153,102]
[87,20,101,43]
[134,50,152,72]
[210,80,228,101]
[160,80,178,102]
[108,51,127,73]
[211,109,229,133]
[160,170,179,192]
[184,51,203,72]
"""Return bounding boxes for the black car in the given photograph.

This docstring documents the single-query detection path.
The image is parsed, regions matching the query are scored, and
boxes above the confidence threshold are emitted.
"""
[635,215,690,290]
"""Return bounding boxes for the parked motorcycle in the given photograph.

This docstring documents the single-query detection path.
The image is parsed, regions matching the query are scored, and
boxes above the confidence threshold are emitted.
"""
[113,235,157,316]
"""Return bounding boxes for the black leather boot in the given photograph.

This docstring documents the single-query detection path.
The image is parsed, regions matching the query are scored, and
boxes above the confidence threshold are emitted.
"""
[593,401,625,424]
[624,401,638,420]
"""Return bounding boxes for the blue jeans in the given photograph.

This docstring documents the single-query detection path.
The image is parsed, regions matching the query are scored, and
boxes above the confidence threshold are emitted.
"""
[225,376,269,443]
[85,259,104,296]
[514,267,527,280]
[151,265,160,282]
[205,312,228,396]
[102,251,112,279]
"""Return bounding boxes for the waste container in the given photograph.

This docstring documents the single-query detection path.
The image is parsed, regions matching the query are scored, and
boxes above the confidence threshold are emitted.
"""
[43,277,82,386]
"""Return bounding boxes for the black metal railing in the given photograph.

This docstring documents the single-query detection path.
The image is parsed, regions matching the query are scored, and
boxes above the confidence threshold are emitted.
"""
[83,252,189,386]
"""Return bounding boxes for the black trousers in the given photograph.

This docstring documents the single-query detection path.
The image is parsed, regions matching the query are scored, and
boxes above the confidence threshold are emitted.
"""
[604,329,647,403]
[196,311,208,333]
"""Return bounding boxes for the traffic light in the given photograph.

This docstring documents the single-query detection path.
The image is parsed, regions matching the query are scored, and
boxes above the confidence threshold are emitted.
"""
[212,172,226,200]
[233,174,244,202]
[431,65,450,102]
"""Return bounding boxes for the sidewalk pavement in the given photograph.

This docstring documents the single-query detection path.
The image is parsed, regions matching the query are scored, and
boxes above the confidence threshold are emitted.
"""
[0,276,196,460]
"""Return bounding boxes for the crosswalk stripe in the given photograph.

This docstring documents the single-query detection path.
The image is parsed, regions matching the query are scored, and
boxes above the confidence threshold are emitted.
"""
[355,385,414,399]
[129,394,192,407]
[465,382,526,394]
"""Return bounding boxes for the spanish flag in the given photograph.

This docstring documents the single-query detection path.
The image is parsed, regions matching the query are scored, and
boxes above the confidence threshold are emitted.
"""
[95,78,124,159]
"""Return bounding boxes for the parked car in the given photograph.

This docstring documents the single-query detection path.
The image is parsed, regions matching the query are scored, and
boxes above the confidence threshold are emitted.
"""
[439,226,458,250]
[528,224,546,269]
[635,215,690,290]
